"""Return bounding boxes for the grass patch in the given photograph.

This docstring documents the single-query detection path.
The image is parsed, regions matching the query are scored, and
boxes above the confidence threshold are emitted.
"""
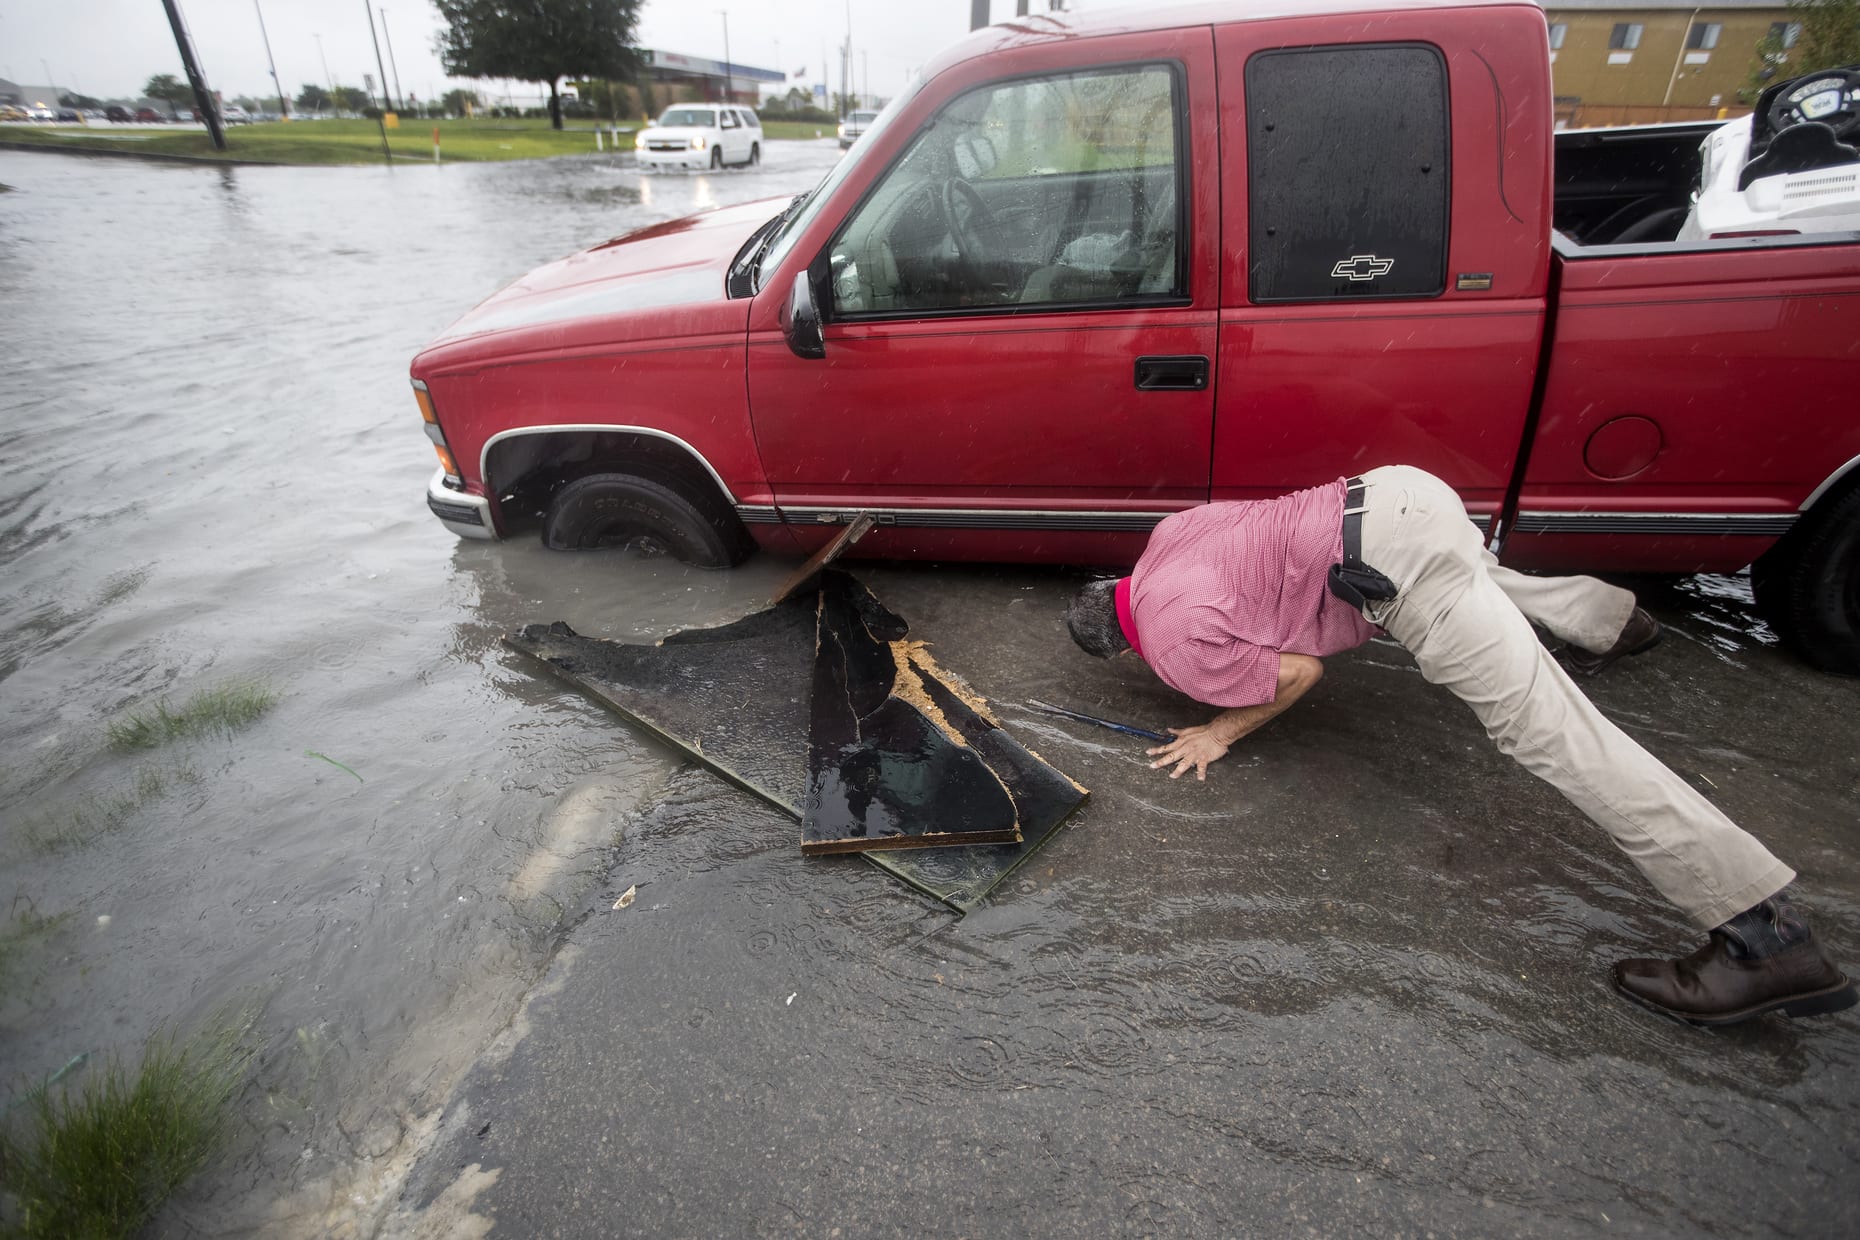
[2,118,640,165]
[20,765,197,856]
[760,119,839,141]
[107,682,277,753]
[3,118,831,165]
[0,1023,251,1240]
[0,906,72,994]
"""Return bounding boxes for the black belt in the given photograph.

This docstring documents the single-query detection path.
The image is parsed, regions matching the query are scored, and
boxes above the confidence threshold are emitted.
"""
[1328,475,1398,609]
[1342,476,1368,565]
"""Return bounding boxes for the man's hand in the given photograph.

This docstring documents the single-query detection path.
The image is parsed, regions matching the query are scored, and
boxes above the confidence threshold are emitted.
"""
[1142,654,1325,783]
[1147,724,1230,781]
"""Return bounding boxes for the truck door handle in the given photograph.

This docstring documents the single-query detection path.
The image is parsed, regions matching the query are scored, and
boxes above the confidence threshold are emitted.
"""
[1134,355,1209,391]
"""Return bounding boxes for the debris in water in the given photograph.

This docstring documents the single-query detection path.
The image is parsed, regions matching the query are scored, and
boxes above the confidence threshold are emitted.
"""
[785,992,796,1006]
[613,886,637,910]
[305,751,363,782]
[501,571,1088,911]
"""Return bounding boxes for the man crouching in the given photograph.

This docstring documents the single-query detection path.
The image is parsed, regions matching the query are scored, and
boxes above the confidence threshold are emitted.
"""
[1065,464,1854,1028]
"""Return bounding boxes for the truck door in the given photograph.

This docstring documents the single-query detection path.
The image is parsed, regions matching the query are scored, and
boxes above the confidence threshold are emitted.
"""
[745,29,1220,561]
[1210,7,1553,529]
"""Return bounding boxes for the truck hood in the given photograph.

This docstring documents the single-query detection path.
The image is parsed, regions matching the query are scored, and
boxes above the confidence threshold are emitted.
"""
[426,196,785,347]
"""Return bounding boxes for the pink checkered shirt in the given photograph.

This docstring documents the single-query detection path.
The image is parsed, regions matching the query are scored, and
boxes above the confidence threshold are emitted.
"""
[1123,479,1379,707]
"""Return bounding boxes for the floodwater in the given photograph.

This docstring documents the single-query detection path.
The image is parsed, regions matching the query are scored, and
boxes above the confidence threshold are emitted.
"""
[3,143,1859,1238]
[0,145,832,1231]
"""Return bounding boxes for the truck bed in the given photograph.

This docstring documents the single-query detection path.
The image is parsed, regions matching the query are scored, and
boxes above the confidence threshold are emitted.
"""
[1552,121,1722,246]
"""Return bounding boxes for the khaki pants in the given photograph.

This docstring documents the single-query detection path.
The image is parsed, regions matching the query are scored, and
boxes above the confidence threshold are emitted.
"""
[1354,466,1794,929]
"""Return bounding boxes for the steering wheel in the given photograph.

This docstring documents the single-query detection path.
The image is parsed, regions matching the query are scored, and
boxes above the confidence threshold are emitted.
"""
[939,178,1008,265]
[1767,68,1860,141]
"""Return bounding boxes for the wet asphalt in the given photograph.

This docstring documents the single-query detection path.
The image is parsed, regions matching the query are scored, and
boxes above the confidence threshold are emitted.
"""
[0,146,1856,1237]
[396,566,1860,1238]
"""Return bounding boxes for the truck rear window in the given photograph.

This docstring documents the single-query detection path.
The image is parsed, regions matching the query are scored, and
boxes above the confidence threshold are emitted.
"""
[1245,43,1449,303]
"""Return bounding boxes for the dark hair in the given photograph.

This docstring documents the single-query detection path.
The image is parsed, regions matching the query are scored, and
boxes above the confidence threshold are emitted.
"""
[1065,578,1129,658]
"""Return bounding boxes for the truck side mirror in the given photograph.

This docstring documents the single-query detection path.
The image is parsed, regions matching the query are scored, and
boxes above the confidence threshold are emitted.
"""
[780,270,826,359]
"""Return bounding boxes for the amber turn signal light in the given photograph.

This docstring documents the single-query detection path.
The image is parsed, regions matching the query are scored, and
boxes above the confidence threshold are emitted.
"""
[434,443,459,476]
[413,384,439,424]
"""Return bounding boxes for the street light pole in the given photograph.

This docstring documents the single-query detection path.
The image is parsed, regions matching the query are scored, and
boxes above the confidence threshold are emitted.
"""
[362,1,392,162]
[313,33,334,109]
[380,7,405,111]
[717,9,731,104]
[158,0,227,149]
[254,0,289,118]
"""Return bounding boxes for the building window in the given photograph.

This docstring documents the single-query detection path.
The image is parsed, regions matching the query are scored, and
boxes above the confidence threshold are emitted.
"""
[1769,21,1802,50]
[1686,23,1722,51]
[1548,23,1567,51]
[1609,23,1643,51]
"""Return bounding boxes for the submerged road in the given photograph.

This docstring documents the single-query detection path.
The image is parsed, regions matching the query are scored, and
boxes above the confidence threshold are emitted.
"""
[0,147,1855,1236]
[395,567,1860,1238]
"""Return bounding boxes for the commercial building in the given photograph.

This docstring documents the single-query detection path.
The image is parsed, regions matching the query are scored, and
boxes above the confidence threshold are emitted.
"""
[637,50,786,106]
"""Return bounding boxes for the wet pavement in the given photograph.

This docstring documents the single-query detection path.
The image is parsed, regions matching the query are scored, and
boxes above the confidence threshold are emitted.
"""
[2,147,1858,1237]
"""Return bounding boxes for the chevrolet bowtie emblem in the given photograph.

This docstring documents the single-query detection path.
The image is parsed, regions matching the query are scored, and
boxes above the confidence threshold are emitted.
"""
[1332,254,1395,281]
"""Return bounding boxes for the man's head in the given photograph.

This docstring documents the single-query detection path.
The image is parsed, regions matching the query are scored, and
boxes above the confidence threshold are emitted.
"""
[1066,578,1130,659]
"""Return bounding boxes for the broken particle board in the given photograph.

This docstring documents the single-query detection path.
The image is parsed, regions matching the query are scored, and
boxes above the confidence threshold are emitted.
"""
[501,570,1088,911]
[802,570,1023,854]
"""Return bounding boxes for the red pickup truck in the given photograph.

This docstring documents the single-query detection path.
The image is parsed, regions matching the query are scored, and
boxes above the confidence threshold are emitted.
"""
[410,0,1860,672]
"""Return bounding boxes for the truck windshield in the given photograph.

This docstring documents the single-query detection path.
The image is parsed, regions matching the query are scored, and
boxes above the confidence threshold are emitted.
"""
[755,81,924,293]
[659,108,717,127]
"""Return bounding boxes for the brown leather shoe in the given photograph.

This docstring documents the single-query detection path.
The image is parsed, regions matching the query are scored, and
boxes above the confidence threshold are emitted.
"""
[1614,932,1858,1026]
[1563,606,1663,677]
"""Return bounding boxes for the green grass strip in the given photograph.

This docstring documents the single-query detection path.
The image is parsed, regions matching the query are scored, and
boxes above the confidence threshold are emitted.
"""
[0,1025,250,1240]
[4,118,828,165]
[107,682,278,753]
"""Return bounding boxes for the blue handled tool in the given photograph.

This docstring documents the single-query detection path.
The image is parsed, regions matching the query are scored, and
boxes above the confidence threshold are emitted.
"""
[1025,699,1172,743]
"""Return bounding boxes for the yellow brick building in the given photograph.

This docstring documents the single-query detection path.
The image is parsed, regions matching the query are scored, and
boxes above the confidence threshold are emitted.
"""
[1542,0,1814,124]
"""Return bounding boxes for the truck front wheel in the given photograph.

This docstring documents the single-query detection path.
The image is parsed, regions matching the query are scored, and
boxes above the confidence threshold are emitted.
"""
[542,472,754,568]
[1752,484,1860,675]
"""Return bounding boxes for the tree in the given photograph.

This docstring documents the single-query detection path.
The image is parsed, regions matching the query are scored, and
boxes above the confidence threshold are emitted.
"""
[295,83,330,114]
[1747,0,1860,97]
[440,87,482,118]
[144,73,192,119]
[332,86,371,115]
[434,0,643,129]
[573,78,633,121]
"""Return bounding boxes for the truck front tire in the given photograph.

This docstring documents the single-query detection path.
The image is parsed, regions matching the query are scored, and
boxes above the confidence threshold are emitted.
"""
[542,472,755,568]
[1752,484,1860,675]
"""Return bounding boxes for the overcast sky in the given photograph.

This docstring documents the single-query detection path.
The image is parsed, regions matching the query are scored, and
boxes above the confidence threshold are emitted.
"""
[0,0,1090,105]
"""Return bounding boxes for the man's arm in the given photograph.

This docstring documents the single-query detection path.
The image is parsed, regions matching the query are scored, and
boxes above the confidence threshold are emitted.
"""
[1146,653,1324,781]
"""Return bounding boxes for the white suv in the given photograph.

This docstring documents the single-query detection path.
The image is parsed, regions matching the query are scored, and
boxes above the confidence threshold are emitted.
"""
[634,105,762,172]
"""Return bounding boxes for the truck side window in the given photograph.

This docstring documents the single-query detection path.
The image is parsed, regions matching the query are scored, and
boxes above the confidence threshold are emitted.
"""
[1245,44,1449,303]
[827,63,1184,316]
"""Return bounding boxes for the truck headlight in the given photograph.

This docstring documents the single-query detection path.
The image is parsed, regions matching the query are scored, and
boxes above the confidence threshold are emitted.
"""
[691,135,706,150]
[837,123,846,137]
[634,132,646,149]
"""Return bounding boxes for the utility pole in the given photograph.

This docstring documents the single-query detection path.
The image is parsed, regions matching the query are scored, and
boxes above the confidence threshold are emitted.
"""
[254,0,289,118]
[380,8,405,111]
[717,10,731,104]
[363,1,392,162]
[159,0,227,149]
